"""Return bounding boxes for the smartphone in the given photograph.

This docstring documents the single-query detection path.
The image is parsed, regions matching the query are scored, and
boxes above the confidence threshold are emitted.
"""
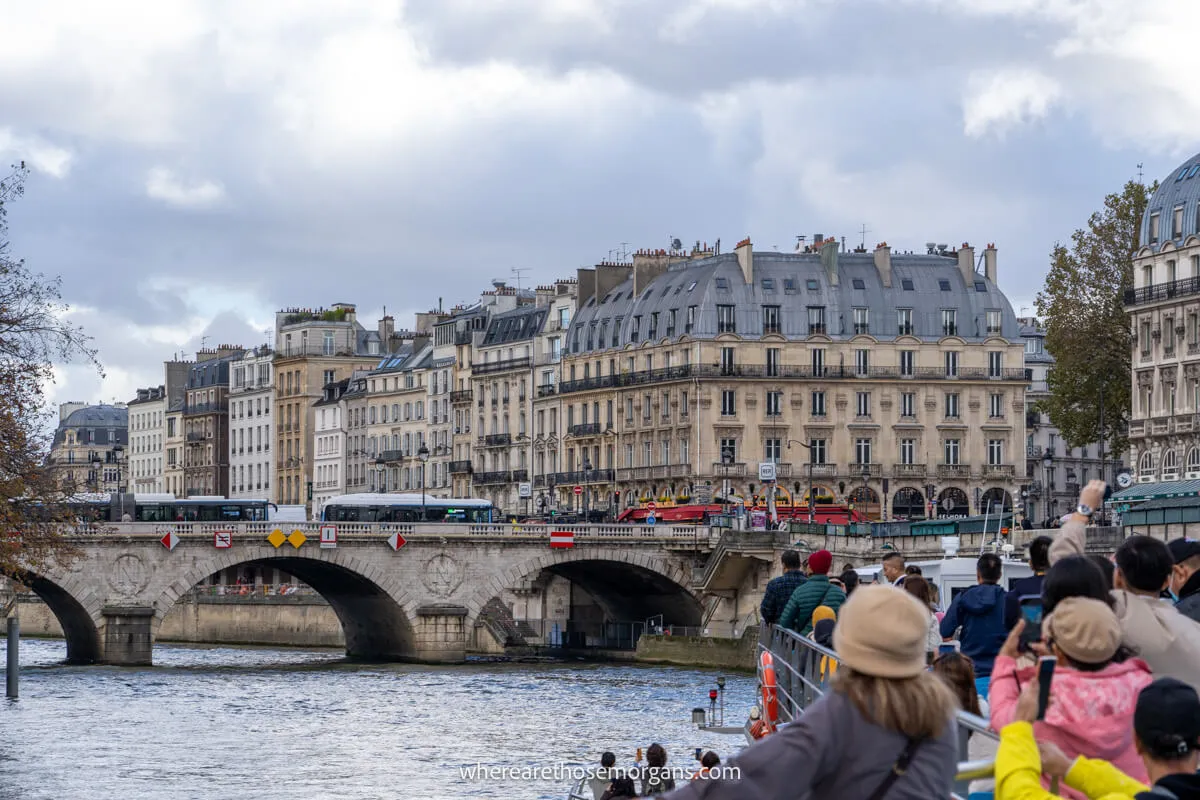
[938,642,959,655]
[1019,595,1043,651]
[1036,656,1057,721]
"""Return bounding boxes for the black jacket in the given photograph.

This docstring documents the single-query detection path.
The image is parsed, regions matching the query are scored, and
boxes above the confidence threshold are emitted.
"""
[1137,772,1200,799]
[1004,573,1045,630]
[1175,570,1200,624]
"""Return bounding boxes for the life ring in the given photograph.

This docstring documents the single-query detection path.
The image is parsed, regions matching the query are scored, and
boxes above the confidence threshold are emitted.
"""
[748,718,771,739]
[759,651,779,730]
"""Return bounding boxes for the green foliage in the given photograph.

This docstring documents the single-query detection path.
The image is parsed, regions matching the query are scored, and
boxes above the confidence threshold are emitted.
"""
[1035,179,1155,459]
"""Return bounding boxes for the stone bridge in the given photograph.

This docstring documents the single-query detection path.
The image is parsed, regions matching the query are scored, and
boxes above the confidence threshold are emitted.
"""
[13,521,714,665]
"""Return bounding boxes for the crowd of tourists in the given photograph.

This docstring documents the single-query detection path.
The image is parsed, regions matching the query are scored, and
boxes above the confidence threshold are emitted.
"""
[659,480,1200,800]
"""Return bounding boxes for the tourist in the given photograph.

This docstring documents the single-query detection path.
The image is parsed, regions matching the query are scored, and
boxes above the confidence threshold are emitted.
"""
[779,550,846,636]
[1006,536,1053,629]
[906,564,924,578]
[1043,555,1113,615]
[1168,538,1200,623]
[838,569,860,597]
[940,553,1008,699]
[903,576,941,655]
[990,597,1153,796]
[1088,555,1115,591]
[640,743,675,797]
[600,777,638,800]
[661,586,961,799]
[882,552,907,586]
[759,550,807,626]
[589,752,617,800]
[691,752,719,781]
[1050,480,1200,691]
[931,651,996,798]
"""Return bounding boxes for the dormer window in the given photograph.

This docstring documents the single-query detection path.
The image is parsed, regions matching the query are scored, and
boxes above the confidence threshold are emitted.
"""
[1150,212,1161,245]
[715,277,729,290]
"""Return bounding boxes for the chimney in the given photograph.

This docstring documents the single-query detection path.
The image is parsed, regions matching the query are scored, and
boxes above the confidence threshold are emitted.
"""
[957,242,975,283]
[873,242,892,288]
[820,238,840,286]
[735,237,753,283]
[576,267,597,307]
[983,243,997,285]
[632,249,673,296]
[378,315,395,342]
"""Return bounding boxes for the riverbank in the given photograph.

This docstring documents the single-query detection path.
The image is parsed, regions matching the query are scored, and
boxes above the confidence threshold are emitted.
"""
[634,631,758,672]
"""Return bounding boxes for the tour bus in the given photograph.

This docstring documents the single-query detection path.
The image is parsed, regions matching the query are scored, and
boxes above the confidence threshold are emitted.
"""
[319,493,494,523]
[35,493,273,522]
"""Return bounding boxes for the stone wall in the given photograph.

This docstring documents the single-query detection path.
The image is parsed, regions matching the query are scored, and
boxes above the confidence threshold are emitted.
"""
[634,630,758,672]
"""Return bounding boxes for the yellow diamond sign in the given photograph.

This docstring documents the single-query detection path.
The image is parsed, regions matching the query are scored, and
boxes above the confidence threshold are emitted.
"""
[267,529,286,548]
[287,529,308,549]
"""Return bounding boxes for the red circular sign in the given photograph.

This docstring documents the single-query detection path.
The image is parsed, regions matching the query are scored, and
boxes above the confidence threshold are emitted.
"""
[574,485,583,495]
[647,502,657,511]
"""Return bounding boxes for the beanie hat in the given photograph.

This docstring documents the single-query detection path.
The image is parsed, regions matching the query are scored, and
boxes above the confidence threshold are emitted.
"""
[811,605,837,626]
[1044,597,1121,665]
[833,585,928,678]
[808,549,833,575]
[1135,678,1200,759]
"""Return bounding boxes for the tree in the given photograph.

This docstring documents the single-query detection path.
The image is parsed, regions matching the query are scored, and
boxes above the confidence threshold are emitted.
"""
[1035,179,1154,468]
[0,163,100,577]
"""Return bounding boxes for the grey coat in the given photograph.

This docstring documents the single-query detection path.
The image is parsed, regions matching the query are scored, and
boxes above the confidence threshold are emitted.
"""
[661,690,957,800]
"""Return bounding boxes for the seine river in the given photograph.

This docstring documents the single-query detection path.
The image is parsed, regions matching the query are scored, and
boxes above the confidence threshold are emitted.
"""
[0,638,753,800]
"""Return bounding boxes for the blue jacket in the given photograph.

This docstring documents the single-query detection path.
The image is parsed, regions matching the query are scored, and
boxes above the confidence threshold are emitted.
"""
[760,571,808,625]
[1003,573,1046,630]
[940,583,1007,677]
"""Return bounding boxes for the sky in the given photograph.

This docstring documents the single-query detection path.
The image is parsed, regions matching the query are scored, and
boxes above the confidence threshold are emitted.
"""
[3,0,1200,410]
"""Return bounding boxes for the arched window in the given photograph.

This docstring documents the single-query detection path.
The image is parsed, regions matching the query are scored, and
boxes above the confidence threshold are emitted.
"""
[1163,449,1180,478]
[1139,450,1156,478]
[1189,447,1200,475]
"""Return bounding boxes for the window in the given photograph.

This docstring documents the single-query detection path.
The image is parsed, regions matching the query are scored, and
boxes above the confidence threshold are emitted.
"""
[784,278,797,293]
[1174,206,1184,239]
[643,393,652,420]
[717,305,737,333]
[1169,260,1178,284]
[766,391,783,417]
[988,351,1003,378]
[944,438,961,465]
[766,348,781,377]
[322,331,335,355]
[611,318,622,347]
[765,438,782,463]
[630,316,640,342]
[762,305,781,334]
[666,309,676,337]
[715,277,729,290]
[853,307,869,335]
[720,438,737,463]
[721,390,736,416]
[945,351,959,377]
[900,439,915,465]
[986,310,1002,335]
[945,392,960,418]
[811,348,825,376]
[1150,212,1161,245]
[856,391,871,417]
[989,393,1003,418]
[806,278,820,291]
[942,309,957,336]
[807,306,826,335]
[939,280,951,292]
[762,278,775,292]
[648,312,659,339]
[686,306,696,334]
[852,278,866,289]
[854,349,869,375]
[809,439,827,464]
[899,350,914,377]
[974,281,987,292]
[897,308,913,336]
[720,347,735,375]
[988,439,1004,466]
[687,281,697,292]
[643,441,652,466]
[625,397,633,424]
[855,438,872,465]
[811,390,826,417]
[900,392,915,417]
[901,278,914,291]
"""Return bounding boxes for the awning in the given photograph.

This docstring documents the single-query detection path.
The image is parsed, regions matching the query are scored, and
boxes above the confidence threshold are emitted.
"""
[1109,478,1200,503]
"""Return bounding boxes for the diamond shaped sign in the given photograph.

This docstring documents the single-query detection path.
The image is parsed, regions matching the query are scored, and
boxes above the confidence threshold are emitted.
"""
[267,529,286,548]
[287,529,307,549]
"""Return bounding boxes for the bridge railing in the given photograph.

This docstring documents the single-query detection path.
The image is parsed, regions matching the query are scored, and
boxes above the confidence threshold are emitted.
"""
[759,624,995,800]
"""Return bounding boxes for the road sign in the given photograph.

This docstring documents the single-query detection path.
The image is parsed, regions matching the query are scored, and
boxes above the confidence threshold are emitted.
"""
[387,531,407,551]
[646,514,657,526]
[573,485,583,496]
[319,524,338,549]
[287,529,307,549]
[518,482,532,499]
[213,530,233,549]
[758,462,777,482]
[550,530,575,548]
[647,501,657,511]
[160,531,179,550]
[1116,471,1133,489]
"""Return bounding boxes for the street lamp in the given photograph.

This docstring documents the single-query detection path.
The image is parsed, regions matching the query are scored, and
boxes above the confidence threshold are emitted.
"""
[786,440,814,522]
[858,463,870,522]
[112,445,125,494]
[720,446,735,519]
[1042,454,1053,522]
[418,444,430,521]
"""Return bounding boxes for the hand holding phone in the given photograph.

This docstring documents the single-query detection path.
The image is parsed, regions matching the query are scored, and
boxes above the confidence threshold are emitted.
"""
[938,642,958,656]
[1019,596,1043,652]
[1036,656,1057,721]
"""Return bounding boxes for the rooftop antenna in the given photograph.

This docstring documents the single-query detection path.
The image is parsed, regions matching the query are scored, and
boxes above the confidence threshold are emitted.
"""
[619,242,630,260]
[859,223,871,249]
[511,266,529,293]
[200,335,209,351]
[1137,162,1144,185]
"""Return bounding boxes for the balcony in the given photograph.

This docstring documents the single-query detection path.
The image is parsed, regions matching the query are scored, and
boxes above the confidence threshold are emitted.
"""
[1125,275,1200,307]
[473,470,511,485]
[450,389,473,404]
[536,384,557,398]
[712,461,747,476]
[847,463,882,477]
[808,323,827,335]
[511,469,529,482]
[186,432,207,442]
[937,464,970,480]
[809,464,837,478]
[183,401,228,416]
[569,422,602,437]
[893,463,927,478]
[482,434,512,447]
[448,460,473,474]
[378,449,406,463]
[473,356,533,376]
[983,464,1016,479]
[773,463,793,478]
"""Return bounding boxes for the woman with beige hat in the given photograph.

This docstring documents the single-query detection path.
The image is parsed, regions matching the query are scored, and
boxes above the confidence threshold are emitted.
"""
[661,585,960,799]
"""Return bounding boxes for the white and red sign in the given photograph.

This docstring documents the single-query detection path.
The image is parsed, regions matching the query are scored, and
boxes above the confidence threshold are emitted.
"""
[573,485,583,496]
[647,502,657,511]
[213,530,233,549]
[387,531,407,551]
[319,524,338,549]
[160,531,179,550]
[550,530,575,549]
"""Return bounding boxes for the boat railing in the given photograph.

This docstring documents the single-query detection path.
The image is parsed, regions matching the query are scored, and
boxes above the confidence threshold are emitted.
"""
[758,624,996,799]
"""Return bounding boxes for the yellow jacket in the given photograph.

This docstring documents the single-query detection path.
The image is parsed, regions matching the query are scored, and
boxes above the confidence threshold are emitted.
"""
[995,722,1148,800]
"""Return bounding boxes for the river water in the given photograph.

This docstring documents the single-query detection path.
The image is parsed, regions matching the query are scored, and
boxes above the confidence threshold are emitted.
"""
[0,639,754,800]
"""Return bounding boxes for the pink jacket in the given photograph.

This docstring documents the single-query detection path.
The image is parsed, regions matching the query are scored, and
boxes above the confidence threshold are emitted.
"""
[989,654,1152,799]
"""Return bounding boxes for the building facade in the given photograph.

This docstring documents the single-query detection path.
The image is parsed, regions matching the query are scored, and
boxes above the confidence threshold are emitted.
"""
[182,347,243,497]
[48,403,129,493]
[313,378,349,510]
[228,346,275,499]
[127,387,165,494]
[1127,152,1200,484]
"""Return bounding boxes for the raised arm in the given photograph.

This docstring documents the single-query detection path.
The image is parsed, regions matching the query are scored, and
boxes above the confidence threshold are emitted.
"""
[1047,481,1105,566]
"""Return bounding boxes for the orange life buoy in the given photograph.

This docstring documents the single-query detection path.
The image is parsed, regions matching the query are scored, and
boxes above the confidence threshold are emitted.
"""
[748,718,771,739]
[759,650,779,729]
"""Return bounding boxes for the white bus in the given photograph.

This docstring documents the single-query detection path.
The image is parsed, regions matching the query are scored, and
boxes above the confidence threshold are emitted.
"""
[319,493,494,523]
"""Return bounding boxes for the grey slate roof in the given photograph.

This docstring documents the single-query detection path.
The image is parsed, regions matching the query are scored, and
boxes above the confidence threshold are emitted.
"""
[569,250,1019,351]
[53,404,129,447]
[481,305,547,347]
[1143,152,1200,249]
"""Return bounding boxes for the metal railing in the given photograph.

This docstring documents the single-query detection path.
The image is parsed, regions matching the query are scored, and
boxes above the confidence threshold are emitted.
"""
[758,624,994,799]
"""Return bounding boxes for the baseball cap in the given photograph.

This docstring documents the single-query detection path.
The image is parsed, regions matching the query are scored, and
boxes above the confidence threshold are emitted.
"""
[1134,678,1200,759]
[1168,538,1200,564]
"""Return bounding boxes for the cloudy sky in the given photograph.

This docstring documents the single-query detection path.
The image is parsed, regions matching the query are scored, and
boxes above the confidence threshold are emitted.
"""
[3,0,1199,410]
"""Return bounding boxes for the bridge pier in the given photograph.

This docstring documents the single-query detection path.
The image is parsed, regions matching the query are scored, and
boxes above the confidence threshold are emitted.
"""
[413,604,469,663]
[101,606,155,666]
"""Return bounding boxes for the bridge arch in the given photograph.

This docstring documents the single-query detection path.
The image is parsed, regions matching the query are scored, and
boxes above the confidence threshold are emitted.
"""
[157,547,418,662]
[5,568,103,664]
[464,548,703,631]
